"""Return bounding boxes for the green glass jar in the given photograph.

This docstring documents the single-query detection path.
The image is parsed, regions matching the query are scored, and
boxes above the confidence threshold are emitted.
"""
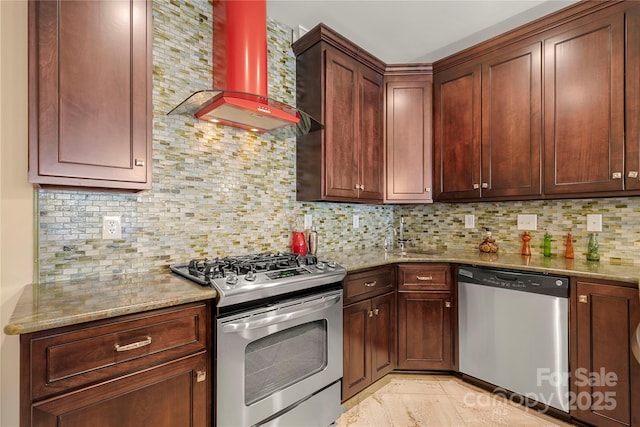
[587,233,600,261]
[543,232,551,257]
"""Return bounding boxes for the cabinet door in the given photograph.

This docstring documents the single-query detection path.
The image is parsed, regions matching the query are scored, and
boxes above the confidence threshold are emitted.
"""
[31,352,209,427]
[28,0,152,190]
[397,292,453,370]
[573,281,640,427]
[481,42,542,198]
[357,65,384,202]
[434,63,482,201]
[385,76,433,203]
[324,48,359,200]
[627,5,640,191]
[370,293,396,382]
[342,299,372,401]
[543,13,625,195]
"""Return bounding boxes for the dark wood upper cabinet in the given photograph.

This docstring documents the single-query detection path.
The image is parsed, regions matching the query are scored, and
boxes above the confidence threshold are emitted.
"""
[294,24,384,203]
[434,42,542,202]
[627,5,640,191]
[543,12,625,196]
[28,0,152,190]
[384,68,433,203]
[433,62,482,201]
[481,42,542,199]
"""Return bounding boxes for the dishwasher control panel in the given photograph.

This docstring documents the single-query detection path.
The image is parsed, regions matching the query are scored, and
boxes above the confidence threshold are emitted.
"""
[458,266,568,297]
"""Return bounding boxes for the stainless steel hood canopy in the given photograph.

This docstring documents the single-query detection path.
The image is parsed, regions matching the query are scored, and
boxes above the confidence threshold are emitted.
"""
[168,0,319,135]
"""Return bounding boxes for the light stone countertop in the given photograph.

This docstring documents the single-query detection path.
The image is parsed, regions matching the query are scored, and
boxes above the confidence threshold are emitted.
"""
[5,249,639,336]
[4,270,216,335]
[320,248,640,286]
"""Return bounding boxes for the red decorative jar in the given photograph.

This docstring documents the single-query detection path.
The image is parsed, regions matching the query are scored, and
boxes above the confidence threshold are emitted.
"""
[291,231,307,255]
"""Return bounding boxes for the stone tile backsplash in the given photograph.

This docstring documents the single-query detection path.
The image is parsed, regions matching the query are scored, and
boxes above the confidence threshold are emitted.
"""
[36,1,640,282]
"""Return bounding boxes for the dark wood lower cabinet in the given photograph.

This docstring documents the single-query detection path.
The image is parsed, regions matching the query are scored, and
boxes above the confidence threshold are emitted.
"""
[20,302,211,427]
[572,279,640,427]
[342,292,396,401]
[31,352,208,427]
[397,291,453,370]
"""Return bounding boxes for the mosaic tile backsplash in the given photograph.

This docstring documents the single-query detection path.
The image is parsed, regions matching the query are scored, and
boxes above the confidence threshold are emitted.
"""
[36,1,640,282]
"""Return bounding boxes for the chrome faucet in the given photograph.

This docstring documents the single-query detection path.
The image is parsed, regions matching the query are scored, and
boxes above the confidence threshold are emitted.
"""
[398,216,407,252]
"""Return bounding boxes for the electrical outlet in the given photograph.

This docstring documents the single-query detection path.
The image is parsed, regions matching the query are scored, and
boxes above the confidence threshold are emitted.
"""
[304,214,313,229]
[517,214,537,231]
[464,214,475,229]
[102,216,122,239]
[586,214,602,232]
[353,215,359,229]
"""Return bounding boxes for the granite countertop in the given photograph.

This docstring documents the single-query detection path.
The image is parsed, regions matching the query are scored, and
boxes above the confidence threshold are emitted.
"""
[5,249,639,336]
[4,270,216,335]
[322,248,640,286]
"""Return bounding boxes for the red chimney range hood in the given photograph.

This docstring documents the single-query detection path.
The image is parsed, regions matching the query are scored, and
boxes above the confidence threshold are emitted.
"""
[168,0,316,134]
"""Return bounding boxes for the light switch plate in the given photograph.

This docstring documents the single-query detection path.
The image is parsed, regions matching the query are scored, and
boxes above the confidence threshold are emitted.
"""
[464,214,475,229]
[304,214,312,229]
[517,214,537,231]
[586,214,602,232]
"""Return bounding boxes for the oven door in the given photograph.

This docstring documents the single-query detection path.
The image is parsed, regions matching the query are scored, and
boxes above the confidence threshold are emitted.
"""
[216,288,343,427]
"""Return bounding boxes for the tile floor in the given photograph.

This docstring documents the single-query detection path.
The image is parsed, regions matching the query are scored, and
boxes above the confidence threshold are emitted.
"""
[336,374,574,427]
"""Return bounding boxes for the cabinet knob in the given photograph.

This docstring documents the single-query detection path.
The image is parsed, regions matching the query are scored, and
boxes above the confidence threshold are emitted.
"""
[134,159,145,167]
[445,301,451,308]
[629,171,639,179]
[374,308,379,316]
[612,172,622,179]
[361,184,365,191]
[424,187,431,192]
[473,183,479,190]
[196,371,207,383]
[368,310,374,317]
[578,295,588,304]
[481,182,488,189]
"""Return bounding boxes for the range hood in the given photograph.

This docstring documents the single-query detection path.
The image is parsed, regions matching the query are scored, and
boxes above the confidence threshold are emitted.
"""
[168,0,319,135]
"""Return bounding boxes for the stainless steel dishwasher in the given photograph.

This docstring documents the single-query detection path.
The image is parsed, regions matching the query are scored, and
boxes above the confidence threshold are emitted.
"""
[458,265,569,412]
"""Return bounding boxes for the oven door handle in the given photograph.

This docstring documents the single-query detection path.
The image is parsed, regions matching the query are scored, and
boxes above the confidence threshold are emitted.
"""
[221,293,341,332]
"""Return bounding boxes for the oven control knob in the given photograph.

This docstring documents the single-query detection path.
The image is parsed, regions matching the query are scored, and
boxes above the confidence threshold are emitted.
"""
[245,271,256,282]
[225,274,239,286]
[316,262,326,270]
[327,261,336,269]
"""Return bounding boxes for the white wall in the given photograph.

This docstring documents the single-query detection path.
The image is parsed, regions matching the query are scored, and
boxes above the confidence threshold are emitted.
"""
[1,2,33,426]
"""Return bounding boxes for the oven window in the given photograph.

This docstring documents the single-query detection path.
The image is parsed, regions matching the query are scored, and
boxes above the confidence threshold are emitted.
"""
[245,320,327,405]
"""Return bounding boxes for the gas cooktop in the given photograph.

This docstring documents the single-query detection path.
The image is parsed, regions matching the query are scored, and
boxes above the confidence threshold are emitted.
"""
[170,252,346,308]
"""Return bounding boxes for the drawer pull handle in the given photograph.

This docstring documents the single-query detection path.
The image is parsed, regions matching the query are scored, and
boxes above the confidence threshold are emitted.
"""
[374,308,379,316]
[416,276,433,281]
[114,336,152,352]
[368,310,374,317]
[578,295,588,304]
[134,159,145,167]
[196,371,207,383]
[364,281,377,287]
[612,172,622,179]
[445,301,451,308]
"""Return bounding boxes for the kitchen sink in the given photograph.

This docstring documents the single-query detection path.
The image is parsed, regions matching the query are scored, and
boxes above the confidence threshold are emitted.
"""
[388,248,440,256]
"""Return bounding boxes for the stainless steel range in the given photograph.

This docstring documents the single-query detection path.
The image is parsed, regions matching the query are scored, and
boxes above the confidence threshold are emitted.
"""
[171,252,346,427]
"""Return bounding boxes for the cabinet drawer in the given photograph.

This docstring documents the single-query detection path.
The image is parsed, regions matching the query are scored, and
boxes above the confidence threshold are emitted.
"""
[344,265,395,305]
[398,264,451,291]
[25,302,209,400]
